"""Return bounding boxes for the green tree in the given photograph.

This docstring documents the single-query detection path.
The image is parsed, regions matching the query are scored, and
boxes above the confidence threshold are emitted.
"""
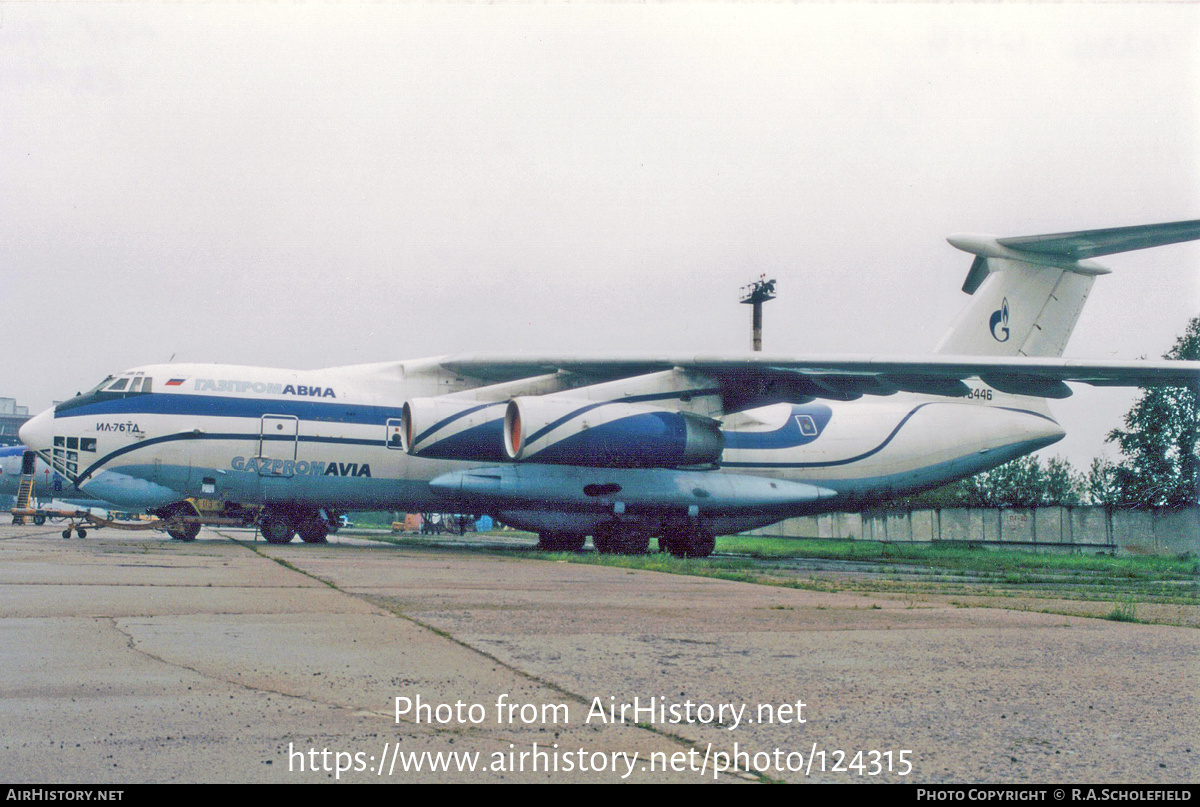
[1084,457,1122,507]
[1105,316,1200,508]
[1042,456,1084,506]
[891,454,1082,508]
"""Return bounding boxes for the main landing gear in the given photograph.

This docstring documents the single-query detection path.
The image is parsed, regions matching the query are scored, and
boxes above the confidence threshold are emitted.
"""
[258,506,334,545]
[536,532,587,552]
[535,521,716,558]
[591,522,651,555]
[657,522,716,559]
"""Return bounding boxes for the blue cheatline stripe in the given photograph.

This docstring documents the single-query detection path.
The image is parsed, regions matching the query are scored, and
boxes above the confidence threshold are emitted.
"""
[75,431,384,485]
[55,392,402,425]
[414,401,503,446]
[520,388,723,448]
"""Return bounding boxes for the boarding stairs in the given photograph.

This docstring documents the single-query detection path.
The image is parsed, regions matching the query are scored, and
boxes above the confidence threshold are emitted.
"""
[11,472,35,525]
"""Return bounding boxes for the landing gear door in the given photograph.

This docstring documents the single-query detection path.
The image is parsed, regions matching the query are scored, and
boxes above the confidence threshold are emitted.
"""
[259,415,299,477]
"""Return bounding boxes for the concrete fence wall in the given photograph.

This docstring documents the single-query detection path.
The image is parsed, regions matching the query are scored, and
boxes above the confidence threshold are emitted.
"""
[748,506,1199,555]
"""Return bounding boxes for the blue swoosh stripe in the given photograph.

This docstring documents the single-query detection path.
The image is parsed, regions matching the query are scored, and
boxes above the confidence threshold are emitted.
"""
[521,388,722,448]
[56,393,400,425]
[722,404,1058,469]
[414,402,502,446]
[720,404,933,469]
[73,431,383,486]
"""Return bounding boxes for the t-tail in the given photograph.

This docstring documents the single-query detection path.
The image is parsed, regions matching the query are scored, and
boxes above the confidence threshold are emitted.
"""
[934,219,1200,359]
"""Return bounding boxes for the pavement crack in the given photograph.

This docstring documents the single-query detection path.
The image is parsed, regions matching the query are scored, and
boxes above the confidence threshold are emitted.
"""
[220,533,774,782]
[100,615,339,709]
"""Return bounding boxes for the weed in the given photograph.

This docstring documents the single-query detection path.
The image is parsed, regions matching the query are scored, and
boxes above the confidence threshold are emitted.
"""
[1106,597,1140,623]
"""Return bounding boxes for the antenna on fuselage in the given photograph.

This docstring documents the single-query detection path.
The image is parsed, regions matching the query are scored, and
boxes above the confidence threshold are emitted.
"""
[739,275,776,352]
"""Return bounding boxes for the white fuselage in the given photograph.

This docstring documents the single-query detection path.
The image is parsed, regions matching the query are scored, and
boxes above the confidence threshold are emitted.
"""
[19,359,1065,527]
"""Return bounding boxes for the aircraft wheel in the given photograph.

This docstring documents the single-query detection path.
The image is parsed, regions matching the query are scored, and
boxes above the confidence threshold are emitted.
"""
[167,521,200,542]
[260,513,296,544]
[592,524,650,555]
[297,518,329,544]
[621,531,651,555]
[687,531,715,558]
[662,527,714,559]
[591,525,618,554]
[161,502,201,541]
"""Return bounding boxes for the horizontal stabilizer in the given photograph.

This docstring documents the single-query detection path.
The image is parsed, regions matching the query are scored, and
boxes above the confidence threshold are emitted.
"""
[997,219,1200,260]
[942,218,1199,358]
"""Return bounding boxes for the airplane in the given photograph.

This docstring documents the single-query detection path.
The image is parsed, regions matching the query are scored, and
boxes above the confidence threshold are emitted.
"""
[19,220,1200,556]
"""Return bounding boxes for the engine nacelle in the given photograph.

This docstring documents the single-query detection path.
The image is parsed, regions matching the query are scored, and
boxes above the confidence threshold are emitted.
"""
[503,397,724,468]
[400,398,509,462]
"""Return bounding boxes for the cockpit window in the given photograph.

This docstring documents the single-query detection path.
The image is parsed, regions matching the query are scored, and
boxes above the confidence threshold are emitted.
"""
[79,376,114,398]
[56,373,154,414]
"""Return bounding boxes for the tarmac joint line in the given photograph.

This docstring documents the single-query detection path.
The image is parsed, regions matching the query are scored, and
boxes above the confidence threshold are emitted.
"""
[222,532,778,782]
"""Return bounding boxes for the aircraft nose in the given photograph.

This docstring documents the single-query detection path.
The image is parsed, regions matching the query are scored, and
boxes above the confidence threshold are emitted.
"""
[19,406,56,452]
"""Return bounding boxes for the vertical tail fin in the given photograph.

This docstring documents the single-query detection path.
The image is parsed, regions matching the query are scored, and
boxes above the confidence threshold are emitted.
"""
[934,220,1200,358]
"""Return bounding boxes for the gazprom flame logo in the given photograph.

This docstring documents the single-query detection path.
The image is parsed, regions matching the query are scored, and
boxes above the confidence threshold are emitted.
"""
[989,297,1010,342]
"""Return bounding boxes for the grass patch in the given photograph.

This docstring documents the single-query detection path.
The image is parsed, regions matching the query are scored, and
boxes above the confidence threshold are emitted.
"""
[366,529,1198,586]
[716,534,1199,580]
[358,529,1199,623]
[1105,597,1140,623]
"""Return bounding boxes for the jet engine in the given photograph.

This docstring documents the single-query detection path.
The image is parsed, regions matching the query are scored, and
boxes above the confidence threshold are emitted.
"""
[503,397,724,468]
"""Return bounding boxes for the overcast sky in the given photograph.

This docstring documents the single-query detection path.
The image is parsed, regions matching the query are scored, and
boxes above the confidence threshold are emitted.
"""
[2,1,1197,469]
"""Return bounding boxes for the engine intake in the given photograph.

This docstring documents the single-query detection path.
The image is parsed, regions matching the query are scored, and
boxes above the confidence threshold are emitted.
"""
[400,398,508,462]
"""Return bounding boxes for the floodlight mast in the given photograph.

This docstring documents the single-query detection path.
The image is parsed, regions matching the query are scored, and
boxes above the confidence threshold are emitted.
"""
[739,275,776,352]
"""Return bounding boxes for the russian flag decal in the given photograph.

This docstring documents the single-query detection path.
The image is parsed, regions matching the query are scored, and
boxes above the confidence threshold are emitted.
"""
[165,378,186,386]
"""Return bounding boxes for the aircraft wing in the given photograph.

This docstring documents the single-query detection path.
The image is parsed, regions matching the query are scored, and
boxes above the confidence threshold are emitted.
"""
[437,353,1200,406]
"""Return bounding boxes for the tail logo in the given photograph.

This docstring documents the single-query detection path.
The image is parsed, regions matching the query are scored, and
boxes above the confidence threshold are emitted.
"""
[989,298,1010,342]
